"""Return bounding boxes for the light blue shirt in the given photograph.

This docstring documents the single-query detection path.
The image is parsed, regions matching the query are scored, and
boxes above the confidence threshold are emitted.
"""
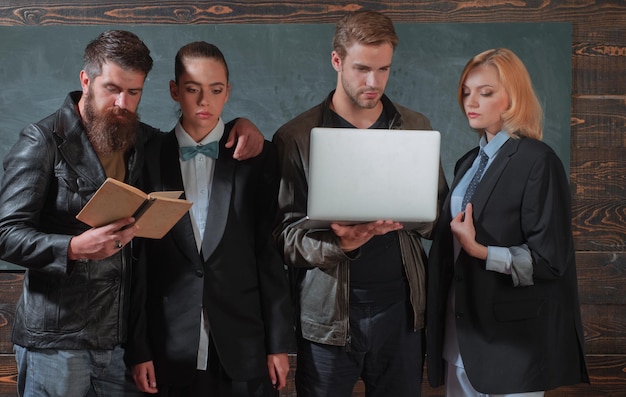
[444,131,534,368]
[450,131,514,274]
[451,131,509,215]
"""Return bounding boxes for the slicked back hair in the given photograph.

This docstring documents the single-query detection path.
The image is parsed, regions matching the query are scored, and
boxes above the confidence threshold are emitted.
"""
[173,41,229,84]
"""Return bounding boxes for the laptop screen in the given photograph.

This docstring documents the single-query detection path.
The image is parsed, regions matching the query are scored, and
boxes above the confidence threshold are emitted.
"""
[297,127,441,229]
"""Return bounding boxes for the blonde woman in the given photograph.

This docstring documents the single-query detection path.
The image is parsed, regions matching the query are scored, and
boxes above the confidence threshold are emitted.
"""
[426,48,589,396]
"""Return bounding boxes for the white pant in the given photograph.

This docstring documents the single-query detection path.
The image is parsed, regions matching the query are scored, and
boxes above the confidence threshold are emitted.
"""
[445,361,545,397]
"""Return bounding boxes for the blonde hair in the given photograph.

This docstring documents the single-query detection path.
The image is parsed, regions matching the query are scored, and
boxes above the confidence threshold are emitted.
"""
[457,48,543,140]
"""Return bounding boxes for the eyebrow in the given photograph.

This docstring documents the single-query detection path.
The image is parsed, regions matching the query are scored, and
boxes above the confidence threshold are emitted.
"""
[183,80,226,87]
[104,82,143,92]
[352,62,392,70]
[463,84,495,89]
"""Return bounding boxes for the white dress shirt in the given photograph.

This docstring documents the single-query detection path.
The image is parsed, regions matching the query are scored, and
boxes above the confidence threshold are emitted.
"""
[175,118,225,370]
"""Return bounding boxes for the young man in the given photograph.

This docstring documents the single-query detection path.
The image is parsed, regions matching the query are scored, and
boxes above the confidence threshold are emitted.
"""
[273,10,448,397]
[0,30,262,397]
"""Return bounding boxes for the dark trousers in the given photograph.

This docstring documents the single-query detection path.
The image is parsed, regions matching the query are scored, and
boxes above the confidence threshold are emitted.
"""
[158,336,277,397]
[295,300,424,397]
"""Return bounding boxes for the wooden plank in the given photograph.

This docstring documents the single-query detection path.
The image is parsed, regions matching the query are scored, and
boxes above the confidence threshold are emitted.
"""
[582,304,626,355]
[0,1,626,25]
[569,146,626,251]
[0,0,626,23]
[0,354,16,397]
[573,38,626,96]
[0,273,21,354]
[571,97,626,149]
[570,148,626,200]
[571,198,626,251]
[577,253,626,305]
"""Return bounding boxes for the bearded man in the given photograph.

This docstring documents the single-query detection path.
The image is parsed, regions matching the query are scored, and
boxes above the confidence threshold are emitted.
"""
[0,30,263,397]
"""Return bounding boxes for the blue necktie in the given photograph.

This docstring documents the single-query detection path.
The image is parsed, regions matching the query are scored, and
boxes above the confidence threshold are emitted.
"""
[180,141,219,161]
[461,149,489,210]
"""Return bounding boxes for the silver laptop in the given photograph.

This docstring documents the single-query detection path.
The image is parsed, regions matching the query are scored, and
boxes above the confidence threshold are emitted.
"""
[293,127,441,229]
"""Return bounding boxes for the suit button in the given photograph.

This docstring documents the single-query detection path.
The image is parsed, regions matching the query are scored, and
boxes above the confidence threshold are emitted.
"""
[195,269,204,277]
[456,312,464,319]
[454,275,463,281]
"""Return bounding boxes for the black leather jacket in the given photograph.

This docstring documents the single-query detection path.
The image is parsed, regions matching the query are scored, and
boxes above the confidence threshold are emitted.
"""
[0,92,157,350]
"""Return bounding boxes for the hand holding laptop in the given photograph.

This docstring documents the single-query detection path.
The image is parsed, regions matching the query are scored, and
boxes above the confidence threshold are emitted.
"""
[331,220,403,252]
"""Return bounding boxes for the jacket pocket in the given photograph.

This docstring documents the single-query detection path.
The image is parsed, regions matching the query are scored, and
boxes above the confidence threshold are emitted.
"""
[24,268,89,332]
[54,169,92,215]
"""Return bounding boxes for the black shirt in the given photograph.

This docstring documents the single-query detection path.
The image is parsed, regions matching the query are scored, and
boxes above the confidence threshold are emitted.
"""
[328,108,409,305]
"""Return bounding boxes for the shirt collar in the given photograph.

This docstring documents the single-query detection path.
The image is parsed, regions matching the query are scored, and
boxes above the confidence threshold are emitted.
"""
[480,131,510,158]
[321,90,401,129]
[175,118,225,147]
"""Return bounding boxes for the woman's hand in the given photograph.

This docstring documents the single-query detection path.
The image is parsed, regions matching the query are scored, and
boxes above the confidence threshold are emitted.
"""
[450,203,487,260]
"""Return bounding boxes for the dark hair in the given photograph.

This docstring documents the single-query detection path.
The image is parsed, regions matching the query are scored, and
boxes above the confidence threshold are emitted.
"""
[333,10,398,60]
[174,41,229,83]
[83,30,153,79]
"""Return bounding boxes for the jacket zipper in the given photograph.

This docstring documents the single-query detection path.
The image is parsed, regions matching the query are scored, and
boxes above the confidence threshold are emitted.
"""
[343,259,352,352]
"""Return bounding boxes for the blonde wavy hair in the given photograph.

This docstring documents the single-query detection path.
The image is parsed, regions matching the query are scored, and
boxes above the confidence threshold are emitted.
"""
[457,48,543,140]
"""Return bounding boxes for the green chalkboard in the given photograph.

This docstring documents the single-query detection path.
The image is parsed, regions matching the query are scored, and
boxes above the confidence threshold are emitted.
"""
[0,23,571,269]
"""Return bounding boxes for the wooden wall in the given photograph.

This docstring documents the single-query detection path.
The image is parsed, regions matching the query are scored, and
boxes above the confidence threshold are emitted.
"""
[0,1,624,396]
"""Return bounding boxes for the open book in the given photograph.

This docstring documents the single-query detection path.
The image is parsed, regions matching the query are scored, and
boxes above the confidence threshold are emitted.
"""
[76,178,192,239]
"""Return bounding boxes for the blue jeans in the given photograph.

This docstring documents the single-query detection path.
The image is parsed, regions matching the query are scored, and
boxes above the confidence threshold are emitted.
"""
[14,344,141,397]
[295,300,424,397]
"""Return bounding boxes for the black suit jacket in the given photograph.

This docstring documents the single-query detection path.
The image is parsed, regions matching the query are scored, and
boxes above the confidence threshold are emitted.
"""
[126,123,295,385]
[426,137,589,393]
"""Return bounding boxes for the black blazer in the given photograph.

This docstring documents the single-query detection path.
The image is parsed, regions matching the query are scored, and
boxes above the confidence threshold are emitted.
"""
[426,137,589,393]
[126,123,295,385]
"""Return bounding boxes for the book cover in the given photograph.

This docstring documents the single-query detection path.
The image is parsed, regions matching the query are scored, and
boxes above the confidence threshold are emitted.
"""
[76,178,192,239]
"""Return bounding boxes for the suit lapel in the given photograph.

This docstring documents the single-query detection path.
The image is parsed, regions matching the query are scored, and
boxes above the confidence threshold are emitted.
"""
[160,133,199,261]
[200,153,234,263]
[451,149,478,194]
[470,138,520,219]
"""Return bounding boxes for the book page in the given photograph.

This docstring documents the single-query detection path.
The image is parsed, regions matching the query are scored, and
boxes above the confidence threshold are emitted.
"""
[76,178,192,239]
[76,178,147,228]
[135,198,192,239]
[149,191,184,200]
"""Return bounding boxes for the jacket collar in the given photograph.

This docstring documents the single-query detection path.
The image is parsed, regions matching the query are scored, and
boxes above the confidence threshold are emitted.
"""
[200,129,235,261]
[54,92,107,191]
[456,137,522,220]
[319,90,403,129]
[54,91,143,190]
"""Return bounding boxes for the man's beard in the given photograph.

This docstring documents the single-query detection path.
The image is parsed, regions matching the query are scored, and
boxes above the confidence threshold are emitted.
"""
[341,74,381,110]
[83,94,139,155]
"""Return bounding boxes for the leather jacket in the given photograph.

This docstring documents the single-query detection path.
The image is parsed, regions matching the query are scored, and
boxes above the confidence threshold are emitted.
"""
[273,92,449,346]
[0,92,157,350]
